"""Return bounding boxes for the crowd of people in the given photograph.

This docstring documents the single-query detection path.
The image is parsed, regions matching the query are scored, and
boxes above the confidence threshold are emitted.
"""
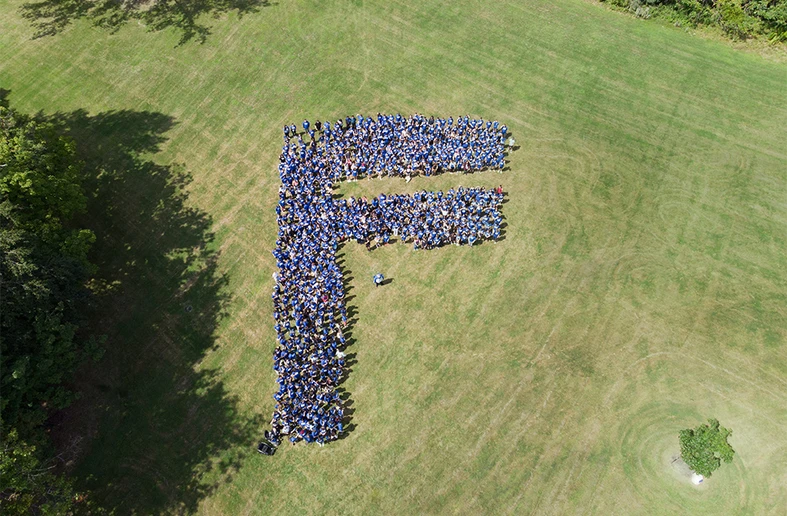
[268,114,508,446]
[334,188,503,250]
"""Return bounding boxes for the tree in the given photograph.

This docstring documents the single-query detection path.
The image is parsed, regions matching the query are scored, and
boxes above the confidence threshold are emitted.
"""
[1,102,97,514]
[678,418,735,477]
[1,104,96,435]
[0,430,78,515]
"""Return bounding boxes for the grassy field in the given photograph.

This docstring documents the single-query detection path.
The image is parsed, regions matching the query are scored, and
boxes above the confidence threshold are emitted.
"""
[2,0,787,513]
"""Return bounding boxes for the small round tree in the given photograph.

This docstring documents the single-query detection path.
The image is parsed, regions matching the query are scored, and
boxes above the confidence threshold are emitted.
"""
[678,418,735,478]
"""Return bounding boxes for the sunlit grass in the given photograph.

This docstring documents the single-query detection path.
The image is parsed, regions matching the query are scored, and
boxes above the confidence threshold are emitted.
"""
[1,0,786,512]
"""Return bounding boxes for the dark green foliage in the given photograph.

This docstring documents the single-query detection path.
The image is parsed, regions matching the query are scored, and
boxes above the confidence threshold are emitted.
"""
[679,419,735,477]
[0,430,80,515]
[600,0,787,42]
[20,0,271,45]
[745,0,787,41]
[0,103,95,516]
[1,105,95,434]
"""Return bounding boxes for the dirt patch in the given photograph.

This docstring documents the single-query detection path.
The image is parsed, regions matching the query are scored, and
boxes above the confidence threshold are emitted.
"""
[666,451,706,489]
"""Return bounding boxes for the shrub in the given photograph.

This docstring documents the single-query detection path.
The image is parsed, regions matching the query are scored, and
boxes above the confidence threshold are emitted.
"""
[600,0,787,42]
[678,418,735,477]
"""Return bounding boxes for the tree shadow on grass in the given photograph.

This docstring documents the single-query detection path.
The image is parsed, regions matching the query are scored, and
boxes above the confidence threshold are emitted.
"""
[43,108,260,513]
[21,0,274,46]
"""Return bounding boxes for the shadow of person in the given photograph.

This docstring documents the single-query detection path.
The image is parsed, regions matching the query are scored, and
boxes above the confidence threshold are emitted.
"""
[43,108,260,514]
[380,278,394,286]
[332,245,360,439]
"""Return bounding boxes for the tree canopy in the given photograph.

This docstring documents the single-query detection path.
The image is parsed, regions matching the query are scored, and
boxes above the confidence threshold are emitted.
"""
[1,105,96,434]
[0,430,77,515]
[1,103,98,513]
[679,418,735,477]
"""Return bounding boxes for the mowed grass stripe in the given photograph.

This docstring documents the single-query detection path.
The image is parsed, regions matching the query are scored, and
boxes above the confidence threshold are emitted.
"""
[2,0,787,513]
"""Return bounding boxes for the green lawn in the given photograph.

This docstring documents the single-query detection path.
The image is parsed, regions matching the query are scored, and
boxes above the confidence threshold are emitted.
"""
[2,0,787,513]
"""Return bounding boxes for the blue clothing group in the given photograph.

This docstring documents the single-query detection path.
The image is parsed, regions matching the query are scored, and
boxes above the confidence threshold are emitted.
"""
[269,113,507,446]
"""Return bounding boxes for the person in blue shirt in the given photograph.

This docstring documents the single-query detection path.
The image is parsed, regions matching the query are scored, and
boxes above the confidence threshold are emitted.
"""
[266,113,508,447]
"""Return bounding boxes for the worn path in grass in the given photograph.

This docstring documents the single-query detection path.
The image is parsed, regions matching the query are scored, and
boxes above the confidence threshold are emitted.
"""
[1,0,786,513]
